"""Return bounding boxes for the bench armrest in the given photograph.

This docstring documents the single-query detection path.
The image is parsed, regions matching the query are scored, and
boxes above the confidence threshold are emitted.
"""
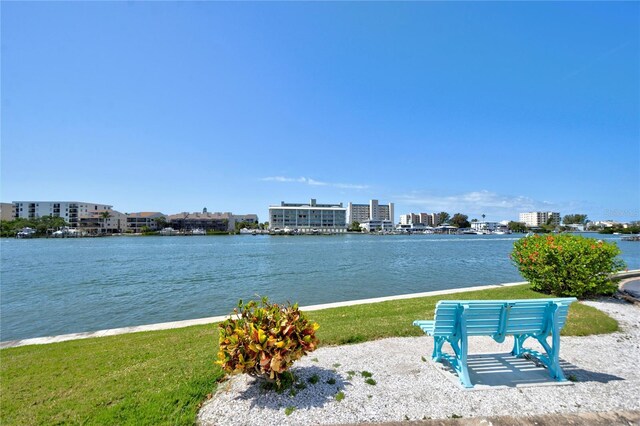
[413,320,435,334]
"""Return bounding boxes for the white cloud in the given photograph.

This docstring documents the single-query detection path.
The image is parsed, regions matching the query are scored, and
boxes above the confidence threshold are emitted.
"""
[261,176,305,183]
[261,176,367,190]
[335,183,370,190]
[307,178,328,186]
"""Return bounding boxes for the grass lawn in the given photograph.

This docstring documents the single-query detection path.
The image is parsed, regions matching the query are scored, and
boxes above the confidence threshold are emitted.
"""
[0,284,619,425]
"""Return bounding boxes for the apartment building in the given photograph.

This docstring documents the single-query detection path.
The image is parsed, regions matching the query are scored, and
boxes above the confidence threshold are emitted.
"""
[1,203,15,221]
[400,212,443,227]
[400,213,421,225]
[269,199,347,233]
[347,200,394,224]
[232,214,259,227]
[519,211,561,227]
[80,210,128,234]
[126,212,166,233]
[12,201,113,228]
[470,221,500,232]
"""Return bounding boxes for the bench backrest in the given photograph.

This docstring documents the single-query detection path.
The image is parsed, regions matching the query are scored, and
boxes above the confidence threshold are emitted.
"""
[432,298,577,339]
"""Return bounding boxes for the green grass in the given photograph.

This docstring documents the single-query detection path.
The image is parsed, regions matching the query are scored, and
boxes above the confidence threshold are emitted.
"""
[308,284,618,344]
[1,325,222,425]
[0,284,618,425]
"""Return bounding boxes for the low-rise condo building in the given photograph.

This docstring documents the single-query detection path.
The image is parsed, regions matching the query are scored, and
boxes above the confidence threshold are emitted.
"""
[269,199,347,233]
[12,201,113,228]
[519,211,561,227]
[167,211,231,232]
[232,214,259,227]
[80,210,128,234]
[470,221,500,232]
[126,212,166,233]
[360,219,395,232]
[347,199,394,224]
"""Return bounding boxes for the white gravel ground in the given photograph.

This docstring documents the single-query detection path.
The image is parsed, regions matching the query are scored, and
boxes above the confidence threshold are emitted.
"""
[198,299,640,425]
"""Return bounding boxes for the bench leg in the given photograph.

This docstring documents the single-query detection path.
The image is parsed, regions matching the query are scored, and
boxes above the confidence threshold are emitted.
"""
[536,333,565,381]
[514,334,566,382]
[437,337,473,388]
[511,334,525,357]
[432,336,444,362]
[457,336,472,388]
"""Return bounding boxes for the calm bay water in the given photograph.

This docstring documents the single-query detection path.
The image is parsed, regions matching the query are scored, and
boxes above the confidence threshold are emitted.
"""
[1,233,638,341]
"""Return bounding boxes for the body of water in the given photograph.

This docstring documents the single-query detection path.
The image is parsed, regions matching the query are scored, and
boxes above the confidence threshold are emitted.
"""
[1,233,638,341]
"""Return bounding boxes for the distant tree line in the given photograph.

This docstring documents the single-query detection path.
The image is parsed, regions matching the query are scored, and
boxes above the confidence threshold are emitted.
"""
[563,214,588,225]
[0,216,69,237]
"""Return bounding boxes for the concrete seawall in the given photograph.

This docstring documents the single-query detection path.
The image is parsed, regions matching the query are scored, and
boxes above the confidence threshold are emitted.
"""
[3,269,640,349]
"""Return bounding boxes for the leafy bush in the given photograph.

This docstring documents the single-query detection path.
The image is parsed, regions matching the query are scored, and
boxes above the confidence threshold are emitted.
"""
[511,234,626,298]
[216,297,320,386]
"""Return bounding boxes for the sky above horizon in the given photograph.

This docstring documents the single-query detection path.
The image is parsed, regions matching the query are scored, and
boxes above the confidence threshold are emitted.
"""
[2,2,639,223]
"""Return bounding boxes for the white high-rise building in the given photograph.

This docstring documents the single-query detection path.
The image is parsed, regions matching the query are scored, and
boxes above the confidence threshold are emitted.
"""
[519,211,561,227]
[13,201,113,228]
[348,200,394,224]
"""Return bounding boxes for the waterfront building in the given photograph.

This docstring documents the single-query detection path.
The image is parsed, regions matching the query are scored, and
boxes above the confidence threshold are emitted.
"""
[396,222,428,233]
[0,203,16,221]
[470,221,500,232]
[519,211,561,227]
[232,214,259,227]
[592,221,628,229]
[347,199,394,224]
[167,211,231,232]
[400,212,441,226]
[400,213,421,226]
[419,213,432,226]
[360,219,395,232]
[80,210,128,234]
[126,212,166,233]
[269,199,347,233]
[12,201,113,228]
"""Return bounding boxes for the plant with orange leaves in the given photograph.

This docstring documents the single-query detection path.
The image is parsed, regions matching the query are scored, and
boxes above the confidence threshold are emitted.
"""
[216,297,319,387]
[511,234,625,298]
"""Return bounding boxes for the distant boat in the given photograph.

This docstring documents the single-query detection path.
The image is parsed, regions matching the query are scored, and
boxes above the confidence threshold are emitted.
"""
[16,227,36,238]
[160,227,177,236]
[191,228,206,235]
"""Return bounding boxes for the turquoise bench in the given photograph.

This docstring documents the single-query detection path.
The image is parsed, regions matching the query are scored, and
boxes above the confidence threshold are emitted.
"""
[413,297,577,388]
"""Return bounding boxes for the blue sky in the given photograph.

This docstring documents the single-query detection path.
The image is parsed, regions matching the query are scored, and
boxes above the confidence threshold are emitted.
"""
[2,2,638,223]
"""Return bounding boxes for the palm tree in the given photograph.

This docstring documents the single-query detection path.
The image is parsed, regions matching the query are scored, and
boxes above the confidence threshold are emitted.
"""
[100,211,112,234]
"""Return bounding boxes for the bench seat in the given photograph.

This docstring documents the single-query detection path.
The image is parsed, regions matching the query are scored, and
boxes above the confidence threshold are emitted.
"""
[413,297,577,388]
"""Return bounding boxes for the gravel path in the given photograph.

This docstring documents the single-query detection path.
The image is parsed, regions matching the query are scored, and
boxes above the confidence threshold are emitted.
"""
[198,299,640,425]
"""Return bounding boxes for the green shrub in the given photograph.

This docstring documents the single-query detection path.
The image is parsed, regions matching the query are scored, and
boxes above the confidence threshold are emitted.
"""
[216,297,320,386]
[511,234,626,298]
